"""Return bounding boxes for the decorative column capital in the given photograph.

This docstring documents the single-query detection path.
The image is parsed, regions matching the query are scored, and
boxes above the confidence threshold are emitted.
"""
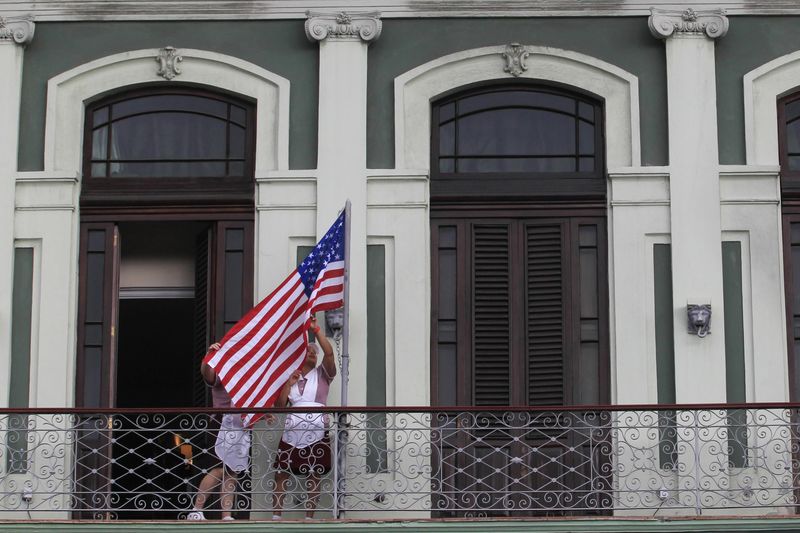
[648,8,728,40]
[0,17,34,46]
[304,11,382,43]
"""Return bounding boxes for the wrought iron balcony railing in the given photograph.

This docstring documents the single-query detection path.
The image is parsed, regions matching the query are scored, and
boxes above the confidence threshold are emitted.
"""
[0,404,799,519]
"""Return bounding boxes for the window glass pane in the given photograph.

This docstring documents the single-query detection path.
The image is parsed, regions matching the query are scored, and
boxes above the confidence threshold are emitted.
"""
[229,125,245,159]
[93,107,109,127]
[439,102,456,123]
[579,157,595,172]
[112,95,228,121]
[790,156,800,171]
[458,91,575,116]
[457,157,576,173]
[439,249,457,320]
[578,342,599,404]
[793,246,800,310]
[579,225,597,247]
[439,121,455,156]
[111,113,227,160]
[787,119,800,153]
[787,100,800,123]
[437,344,457,405]
[228,161,244,177]
[439,225,457,248]
[580,248,598,317]
[91,163,107,177]
[439,158,455,173]
[110,161,227,178]
[578,101,594,122]
[579,121,595,155]
[230,105,247,126]
[92,127,108,159]
[457,109,575,156]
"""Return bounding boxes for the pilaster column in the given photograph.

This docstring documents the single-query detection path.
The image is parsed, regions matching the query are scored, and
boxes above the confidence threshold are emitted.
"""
[0,17,34,407]
[649,8,728,403]
[306,11,381,406]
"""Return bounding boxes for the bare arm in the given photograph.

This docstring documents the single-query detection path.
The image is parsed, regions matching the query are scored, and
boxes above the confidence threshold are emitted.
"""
[312,316,336,378]
[275,371,301,407]
[200,342,221,385]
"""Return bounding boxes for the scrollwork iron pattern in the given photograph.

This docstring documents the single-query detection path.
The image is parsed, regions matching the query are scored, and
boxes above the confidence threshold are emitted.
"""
[1,407,799,518]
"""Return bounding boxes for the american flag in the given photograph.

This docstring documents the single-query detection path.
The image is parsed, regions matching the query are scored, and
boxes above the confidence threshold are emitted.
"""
[204,211,346,426]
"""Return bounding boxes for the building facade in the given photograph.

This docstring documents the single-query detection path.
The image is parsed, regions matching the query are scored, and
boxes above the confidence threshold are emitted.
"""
[2,0,800,529]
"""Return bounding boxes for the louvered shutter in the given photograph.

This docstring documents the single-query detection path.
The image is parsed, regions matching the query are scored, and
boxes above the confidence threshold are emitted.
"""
[192,228,211,408]
[526,223,566,406]
[472,224,511,406]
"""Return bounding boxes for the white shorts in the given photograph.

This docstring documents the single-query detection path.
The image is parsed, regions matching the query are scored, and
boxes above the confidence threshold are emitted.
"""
[214,414,251,473]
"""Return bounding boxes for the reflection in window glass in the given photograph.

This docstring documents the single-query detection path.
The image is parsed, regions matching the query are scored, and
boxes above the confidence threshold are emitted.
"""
[434,86,601,176]
[87,92,250,179]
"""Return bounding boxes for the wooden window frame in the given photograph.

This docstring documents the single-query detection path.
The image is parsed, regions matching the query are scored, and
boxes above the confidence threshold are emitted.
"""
[430,80,606,202]
[81,86,256,211]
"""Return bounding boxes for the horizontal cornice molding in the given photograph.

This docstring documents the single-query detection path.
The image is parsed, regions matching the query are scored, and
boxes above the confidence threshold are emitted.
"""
[2,1,799,21]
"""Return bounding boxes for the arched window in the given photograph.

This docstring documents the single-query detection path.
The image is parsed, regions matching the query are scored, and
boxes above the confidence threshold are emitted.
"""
[82,87,255,206]
[429,82,610,516]
[431,83,604,199]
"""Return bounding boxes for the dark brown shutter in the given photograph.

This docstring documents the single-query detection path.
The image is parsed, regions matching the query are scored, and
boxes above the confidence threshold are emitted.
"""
[74,222,119,518]
[192,228,211,407]
[472,224,511,406]
[213,221,254,339]
[76,222,120,408]
[525,223,566,406]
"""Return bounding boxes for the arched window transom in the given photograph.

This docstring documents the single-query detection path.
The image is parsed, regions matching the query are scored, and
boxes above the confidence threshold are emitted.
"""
[433,85,603,177]
[85,88,254,180]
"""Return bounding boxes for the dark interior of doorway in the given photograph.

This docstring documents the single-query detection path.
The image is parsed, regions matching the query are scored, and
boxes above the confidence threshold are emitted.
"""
[117,298,195,408]
[111,222,224,519]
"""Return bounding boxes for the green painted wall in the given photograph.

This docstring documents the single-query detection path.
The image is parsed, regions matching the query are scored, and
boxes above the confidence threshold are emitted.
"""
[18,21,319,171]
[716,16,800,165]
[722,241,747,469]
[9,247,33,410]
[653,244,675,405]
[722,241,746,404]
[8,247,34,474]
[367,17,668,168]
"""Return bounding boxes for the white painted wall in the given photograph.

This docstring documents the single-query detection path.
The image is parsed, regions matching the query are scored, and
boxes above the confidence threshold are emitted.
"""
[0,37,27,410]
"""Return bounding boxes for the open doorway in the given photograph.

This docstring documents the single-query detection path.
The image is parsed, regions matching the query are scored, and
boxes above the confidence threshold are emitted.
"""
[112,221,210,518]
[116,221,207,408]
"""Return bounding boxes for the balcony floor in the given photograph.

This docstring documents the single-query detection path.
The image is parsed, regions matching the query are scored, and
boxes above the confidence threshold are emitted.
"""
[2,516,800,532]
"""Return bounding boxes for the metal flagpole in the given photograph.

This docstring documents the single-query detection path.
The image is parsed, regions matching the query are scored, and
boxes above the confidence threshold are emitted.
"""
[336,199,351,518]
[340,199,351,406]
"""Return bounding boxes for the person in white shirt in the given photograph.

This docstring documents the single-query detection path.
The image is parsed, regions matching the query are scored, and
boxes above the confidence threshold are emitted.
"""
[271,317,335,520]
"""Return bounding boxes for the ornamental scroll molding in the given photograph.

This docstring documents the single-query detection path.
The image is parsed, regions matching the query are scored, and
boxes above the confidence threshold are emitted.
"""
[305,11,382,43]
[648,8,728,40]
[155,46,182,80]
[501,43,530,77]
[0,17,34,45]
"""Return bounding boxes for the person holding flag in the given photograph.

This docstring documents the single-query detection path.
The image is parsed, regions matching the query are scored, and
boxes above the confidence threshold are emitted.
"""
[190,207,348,520]
[271,315,336,520]
[202,209,346,425]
